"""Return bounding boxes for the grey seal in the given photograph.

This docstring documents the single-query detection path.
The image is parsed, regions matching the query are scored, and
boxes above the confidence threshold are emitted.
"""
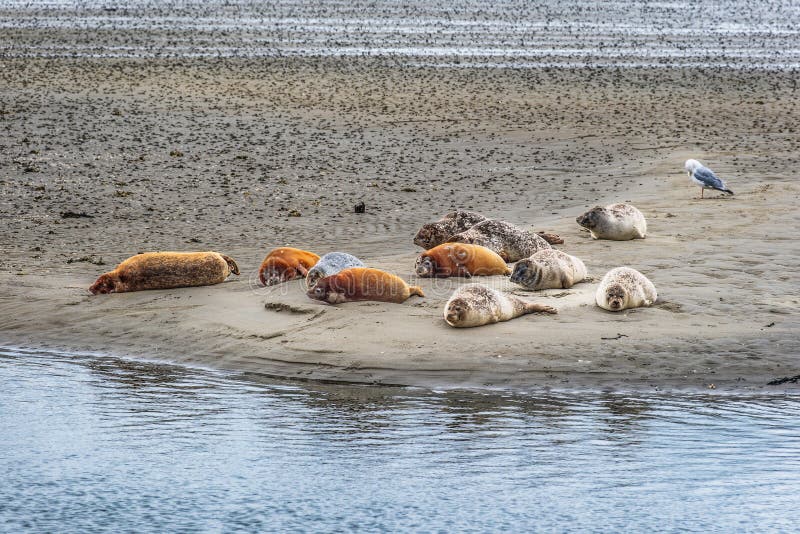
[306,252,365,289]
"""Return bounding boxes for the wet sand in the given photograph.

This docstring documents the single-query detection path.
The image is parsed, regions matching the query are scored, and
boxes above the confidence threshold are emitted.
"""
[1,58,799,391]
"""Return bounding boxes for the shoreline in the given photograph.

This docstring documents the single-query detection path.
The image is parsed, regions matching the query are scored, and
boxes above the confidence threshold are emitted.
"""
[2,58,799,393]
[3,344,798,396]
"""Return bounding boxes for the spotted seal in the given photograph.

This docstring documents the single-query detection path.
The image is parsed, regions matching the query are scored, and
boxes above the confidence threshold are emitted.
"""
[510,249,588,290]
[443,283,557,328]
[446,220,552,262]
[306,252,365,289]
[413,210,488,250]
[576,203,647,240]
[595,267,657,311]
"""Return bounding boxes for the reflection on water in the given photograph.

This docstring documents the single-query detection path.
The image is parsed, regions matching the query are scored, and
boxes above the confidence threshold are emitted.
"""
[1,347,799,531]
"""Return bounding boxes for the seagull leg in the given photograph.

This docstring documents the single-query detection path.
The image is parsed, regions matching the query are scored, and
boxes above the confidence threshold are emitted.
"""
[700,188,704,199]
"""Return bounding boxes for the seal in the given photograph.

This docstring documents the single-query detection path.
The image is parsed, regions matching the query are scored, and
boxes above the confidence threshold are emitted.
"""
[414,211,564,248]
[576,203,647,240]
[413,210,488,249]
[307,267,425,304]
[258,247,320,286]
[443,283,557,328]
[415,243,511,278]
[510,249,588,290]
[306,252,365,289]
[595,267,657,311]
[89,251,239,294]
[446,220,551,262]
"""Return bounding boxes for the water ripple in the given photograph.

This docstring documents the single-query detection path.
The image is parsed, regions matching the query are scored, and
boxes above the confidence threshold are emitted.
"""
[1,347,799,531]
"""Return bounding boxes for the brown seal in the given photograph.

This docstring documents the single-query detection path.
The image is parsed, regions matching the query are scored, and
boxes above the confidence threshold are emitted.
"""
[446,220,552,262]
[258,247,320,286]
[413,210,488,249]
[415,243,511,278]
[307,267,425,304]
[89,251,239,294]
[444,283,556,328]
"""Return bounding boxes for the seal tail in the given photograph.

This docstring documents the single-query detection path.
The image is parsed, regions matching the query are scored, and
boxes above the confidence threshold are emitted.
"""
[409,285,425,298]
[523,301,557,315]
[221,254,240,276]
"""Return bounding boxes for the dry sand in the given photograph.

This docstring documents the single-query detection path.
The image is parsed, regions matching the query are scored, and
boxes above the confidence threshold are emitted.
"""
[1,58,799,391]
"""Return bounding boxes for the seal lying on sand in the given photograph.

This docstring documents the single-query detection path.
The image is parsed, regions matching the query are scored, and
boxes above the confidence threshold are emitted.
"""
[258,247,320,286]
[414,211,563,249]
[446,220,551,262]
[510,249,588,290]
[415,243,510,278]
[89,251,239,294]
[413,210,488,249]
[576,203,647,240]
[443,283,557,328]
[596,267,657,311]
[306,252,365,289]
[307,267,424,304]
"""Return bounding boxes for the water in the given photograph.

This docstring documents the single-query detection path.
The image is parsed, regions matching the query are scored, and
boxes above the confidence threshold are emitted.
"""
[1,0,800,68]
[1,347,799,531]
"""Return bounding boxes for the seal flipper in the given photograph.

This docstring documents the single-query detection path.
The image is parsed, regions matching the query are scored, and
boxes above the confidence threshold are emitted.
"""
[522,301,557,315]
[221,254,240,276]
[409,286,425,298]
[560,272,571,289]
[537,232,564,245]
[455,265,473,278]
[296,264,309,277]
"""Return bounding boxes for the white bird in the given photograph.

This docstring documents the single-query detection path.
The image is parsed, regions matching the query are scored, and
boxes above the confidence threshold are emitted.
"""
[684,159,734,199]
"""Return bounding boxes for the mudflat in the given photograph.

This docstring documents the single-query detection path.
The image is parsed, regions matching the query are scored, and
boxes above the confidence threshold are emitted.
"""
[1,58,798,391]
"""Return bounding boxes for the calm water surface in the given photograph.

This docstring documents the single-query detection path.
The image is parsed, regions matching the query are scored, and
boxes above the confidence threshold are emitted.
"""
[1,347,799,532]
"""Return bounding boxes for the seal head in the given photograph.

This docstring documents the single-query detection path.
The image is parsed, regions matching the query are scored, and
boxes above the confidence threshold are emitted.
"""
[413,223,449,250]
[89,273,119,294]
[603,282,627,310]
[307,277,347,304]
[260,257,303,286]
[509,259,537,287]
[415,255,436,277]
[444,297,469,326]
[575,207,601,230]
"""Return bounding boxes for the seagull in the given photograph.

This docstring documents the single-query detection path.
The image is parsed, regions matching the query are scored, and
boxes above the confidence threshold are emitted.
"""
[684,159,734,199]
